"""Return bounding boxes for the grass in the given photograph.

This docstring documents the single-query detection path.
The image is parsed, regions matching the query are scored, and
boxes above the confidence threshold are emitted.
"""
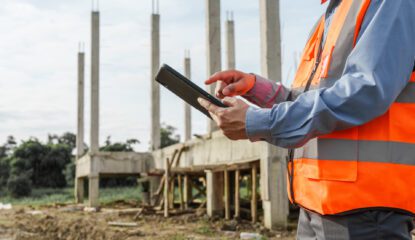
[0,186,142,206]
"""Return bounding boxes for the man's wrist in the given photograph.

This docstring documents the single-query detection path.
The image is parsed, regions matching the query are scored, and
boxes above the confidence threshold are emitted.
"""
[245,106,272,142]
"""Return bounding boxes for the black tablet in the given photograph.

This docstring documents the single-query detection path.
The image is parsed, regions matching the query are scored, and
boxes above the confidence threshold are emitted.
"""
[155,64,228,119]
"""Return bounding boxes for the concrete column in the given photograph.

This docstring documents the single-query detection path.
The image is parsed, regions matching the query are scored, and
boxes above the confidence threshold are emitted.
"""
[225,14,235,70]
[205,0,222,133]
[75,49,85,204]
[206,170,224,217]
[150,13,161,150]
[259,0,288,229]
[90,11,100,153]
[259,0,282,81]
[77,50,85,158]
[149,175,161,206]
[88,174,99,207]
[184,53,192,141]
[75,177,84,203]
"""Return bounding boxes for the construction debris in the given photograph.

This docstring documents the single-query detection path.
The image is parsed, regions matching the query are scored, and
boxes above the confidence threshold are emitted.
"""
[107,221,138,227]
[0,203,12,210]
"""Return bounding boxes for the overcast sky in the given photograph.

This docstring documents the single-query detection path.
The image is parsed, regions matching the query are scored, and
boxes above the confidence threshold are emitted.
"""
[0,0,325,151]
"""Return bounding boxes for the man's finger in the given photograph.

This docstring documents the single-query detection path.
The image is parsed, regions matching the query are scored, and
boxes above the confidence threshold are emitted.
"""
[197,98,220,115]
[222,97,238,107]
[215,81,227,99]
[222,74,255,96]
[205,70,238,85]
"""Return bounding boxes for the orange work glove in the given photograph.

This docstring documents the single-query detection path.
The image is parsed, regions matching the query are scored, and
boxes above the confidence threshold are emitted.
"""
[205,70,256,99]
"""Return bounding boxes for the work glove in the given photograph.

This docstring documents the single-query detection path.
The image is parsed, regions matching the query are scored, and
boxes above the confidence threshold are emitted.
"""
[205,70,256,99]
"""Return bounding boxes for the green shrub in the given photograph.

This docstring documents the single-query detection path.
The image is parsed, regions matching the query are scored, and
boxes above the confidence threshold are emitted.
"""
[7,174,32,198]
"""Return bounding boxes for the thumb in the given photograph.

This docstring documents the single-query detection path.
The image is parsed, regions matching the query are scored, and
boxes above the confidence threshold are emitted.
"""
[222,97,237,107]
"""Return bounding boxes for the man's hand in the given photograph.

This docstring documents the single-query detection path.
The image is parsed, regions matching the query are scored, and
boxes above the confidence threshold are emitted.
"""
[197,97,249,140]
[205,70,256,99]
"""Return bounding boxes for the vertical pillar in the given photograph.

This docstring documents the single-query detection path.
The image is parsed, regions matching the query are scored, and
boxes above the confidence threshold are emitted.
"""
[234,169,240,219]
[88,174,99,207]
[225,13,236,70]
[164,158,170,217]
[259,0,288,229]
[77,49,85,158]
[251,164,258,223]
[149,175,161,206]
[206,170,224,217]
[259,0,282,80]
[183,53,192,141]
[90,11,100,153]
[151,11,161,150]
[260,144,288,229]
[205,0,222,133]
[224,169,230,220]
[75,47,85,204]
[75,177,84,203]
[183,175,191,209]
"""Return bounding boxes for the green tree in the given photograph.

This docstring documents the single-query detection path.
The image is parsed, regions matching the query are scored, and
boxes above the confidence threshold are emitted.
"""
[9,139,71,188]
[160,123,180,148]
[48,132,76,151]
[0,136,16,191]
[100,136,140,152]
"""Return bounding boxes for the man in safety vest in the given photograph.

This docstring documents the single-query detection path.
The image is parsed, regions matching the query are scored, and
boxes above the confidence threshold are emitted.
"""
[198,0,415,239]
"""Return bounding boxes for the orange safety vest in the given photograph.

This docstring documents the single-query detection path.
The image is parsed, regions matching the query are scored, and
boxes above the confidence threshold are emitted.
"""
[290,0,415,215]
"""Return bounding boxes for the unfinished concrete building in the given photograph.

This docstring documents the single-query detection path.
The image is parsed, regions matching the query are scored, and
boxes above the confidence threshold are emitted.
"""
[75,0,289,229]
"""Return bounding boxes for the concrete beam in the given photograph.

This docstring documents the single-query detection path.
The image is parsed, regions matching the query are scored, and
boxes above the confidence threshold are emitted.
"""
[90,11,100,153]
[75,152,152,178]
[151,13,161,150]
[205,0,222,133]
[77,51,85,158]
[225,16,235,70]
[184,54,192,141]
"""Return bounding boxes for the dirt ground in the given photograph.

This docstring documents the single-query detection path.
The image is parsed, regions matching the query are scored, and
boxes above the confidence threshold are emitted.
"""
[0,203,296,240]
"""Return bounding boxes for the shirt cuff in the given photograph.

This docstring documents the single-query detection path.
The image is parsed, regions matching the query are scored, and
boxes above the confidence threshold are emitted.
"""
[245,106,272,142]
[243,74,286,108]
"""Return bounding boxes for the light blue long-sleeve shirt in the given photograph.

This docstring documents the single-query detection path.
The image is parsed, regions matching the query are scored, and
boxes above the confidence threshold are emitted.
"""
[244,0,415,149]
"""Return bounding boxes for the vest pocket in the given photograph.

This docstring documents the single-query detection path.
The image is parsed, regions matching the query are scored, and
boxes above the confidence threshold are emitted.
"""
[296,138,358,182]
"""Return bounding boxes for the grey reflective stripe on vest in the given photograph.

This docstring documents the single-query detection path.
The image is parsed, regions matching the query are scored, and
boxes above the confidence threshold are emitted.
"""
[327,0,364,79]
[294,138,415,165]
[395,82,415,103]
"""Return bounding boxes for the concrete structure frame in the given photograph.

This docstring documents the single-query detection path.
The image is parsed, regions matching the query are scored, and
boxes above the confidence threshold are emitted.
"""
[75,0,290,229]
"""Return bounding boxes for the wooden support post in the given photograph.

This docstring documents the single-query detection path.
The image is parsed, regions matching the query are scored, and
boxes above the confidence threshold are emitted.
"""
[251,164,258,223]
[234,169,240,219]
[224,169,230,220]
[178,175,184,210]
[164,158,170,217]
[183,175,191,209]
[169,175,175,209]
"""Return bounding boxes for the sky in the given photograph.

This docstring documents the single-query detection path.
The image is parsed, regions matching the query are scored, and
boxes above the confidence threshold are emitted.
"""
[0,0,325,151]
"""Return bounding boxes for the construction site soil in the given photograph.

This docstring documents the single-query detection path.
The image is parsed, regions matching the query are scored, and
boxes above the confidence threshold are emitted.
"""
[0,202,296,240]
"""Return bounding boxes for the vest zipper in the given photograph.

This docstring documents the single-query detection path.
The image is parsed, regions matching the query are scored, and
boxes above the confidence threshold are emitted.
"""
[288,35,325,206]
